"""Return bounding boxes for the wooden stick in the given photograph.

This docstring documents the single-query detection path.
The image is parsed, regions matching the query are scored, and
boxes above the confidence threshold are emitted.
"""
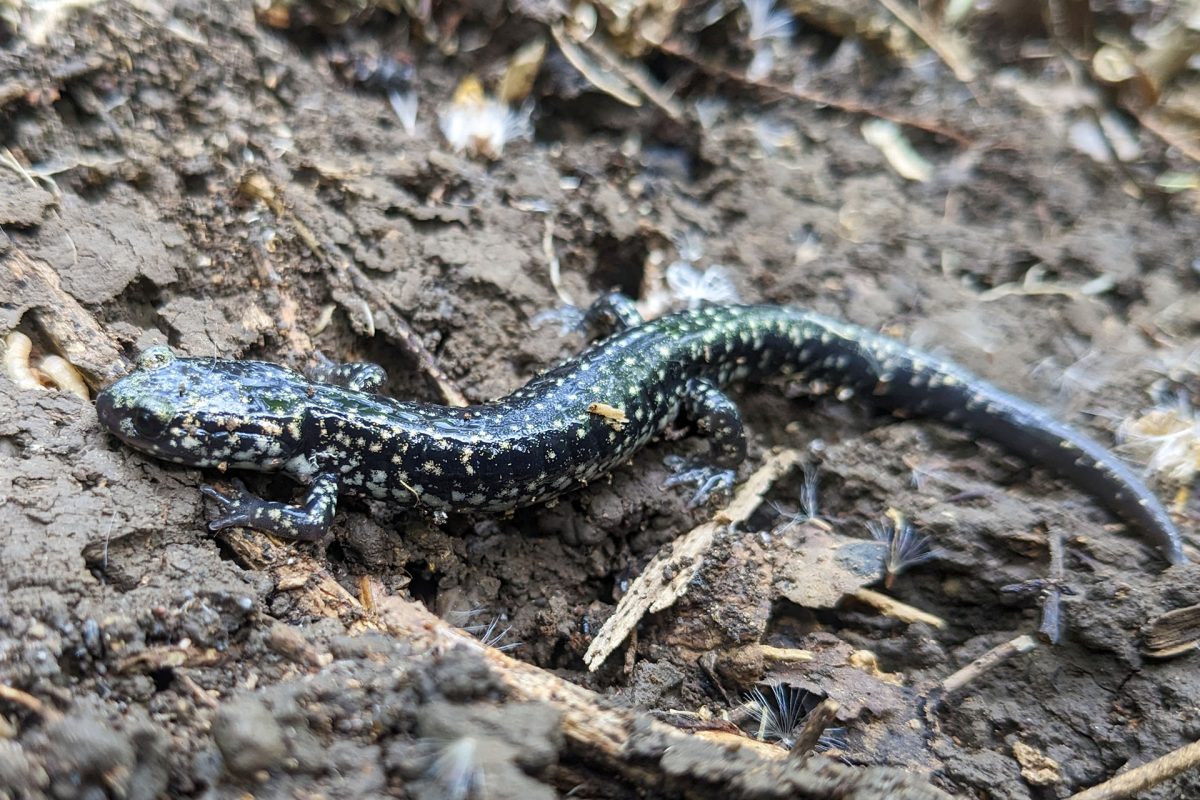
[789,698,840,762]
[584,449,803,671]
[939,634,1038,695]
[1066,740,1200,800]
[1038,531,1065,644]
[0,684,62,722]
[851,588,947,629]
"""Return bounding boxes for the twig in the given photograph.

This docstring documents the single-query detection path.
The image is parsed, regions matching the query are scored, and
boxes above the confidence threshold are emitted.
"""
[850,588,947,629]
[177,672,220,710]
[758,645,815,663]
[543,216,573,307]
[376,592,951,799]
[1066,740,1200,800]
[568,28,685,121]
[939,634,1038,696]
[357,574,376,613]
[549,24,642,108]
[788,699,841,763]
[1038,531,1065,644]
[1038,590,1063,645]
[0,684,62,722]
[655,39,974,146]
[216,527,382,633]
[583,449,804,671]
[873,0,977,83]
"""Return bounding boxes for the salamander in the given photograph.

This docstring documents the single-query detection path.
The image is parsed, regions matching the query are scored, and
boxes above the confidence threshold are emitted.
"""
[95,294,1187,564]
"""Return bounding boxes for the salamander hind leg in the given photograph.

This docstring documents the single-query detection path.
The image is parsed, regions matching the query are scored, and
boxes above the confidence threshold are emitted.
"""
[664,379,746,507]
[308,360,388,393]
[200,472,339,541]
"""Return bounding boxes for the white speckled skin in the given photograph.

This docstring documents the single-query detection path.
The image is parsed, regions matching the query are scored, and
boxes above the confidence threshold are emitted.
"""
[95,304,1185,563]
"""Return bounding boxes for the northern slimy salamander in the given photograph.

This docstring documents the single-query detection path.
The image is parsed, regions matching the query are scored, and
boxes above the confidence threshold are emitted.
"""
[95,294,1187,564]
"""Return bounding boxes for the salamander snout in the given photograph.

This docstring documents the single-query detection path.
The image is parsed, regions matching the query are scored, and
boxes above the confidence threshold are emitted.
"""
[96,348,191,451]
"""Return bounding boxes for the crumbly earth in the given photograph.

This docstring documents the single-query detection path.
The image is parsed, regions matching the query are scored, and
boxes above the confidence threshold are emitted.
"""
[1,2,1198,798]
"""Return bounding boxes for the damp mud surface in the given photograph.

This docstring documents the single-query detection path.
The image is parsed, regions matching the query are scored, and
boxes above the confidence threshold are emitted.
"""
[1,2,1199,798]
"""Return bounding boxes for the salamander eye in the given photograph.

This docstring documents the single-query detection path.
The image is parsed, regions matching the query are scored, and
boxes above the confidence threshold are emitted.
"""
[131,408,169,438]
[135,345,176,371]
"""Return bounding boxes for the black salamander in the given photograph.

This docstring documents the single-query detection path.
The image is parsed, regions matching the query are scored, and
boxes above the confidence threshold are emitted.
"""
[95,295,1187,564]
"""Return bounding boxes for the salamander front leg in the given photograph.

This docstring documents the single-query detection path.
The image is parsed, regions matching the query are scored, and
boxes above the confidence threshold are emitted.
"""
[200,472,339,541]
[532,292,645,341]
[664,379,746,507]
[580,291,644,337]
[308,359,388,393]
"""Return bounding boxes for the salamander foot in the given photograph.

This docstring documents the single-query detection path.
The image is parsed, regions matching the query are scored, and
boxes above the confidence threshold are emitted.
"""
[663,455,736,508]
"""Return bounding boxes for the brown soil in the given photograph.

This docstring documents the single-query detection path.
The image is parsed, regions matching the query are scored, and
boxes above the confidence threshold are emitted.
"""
[2,2,1198,798]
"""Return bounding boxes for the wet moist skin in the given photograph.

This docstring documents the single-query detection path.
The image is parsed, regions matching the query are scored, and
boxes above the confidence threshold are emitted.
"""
[96,295,1186,563]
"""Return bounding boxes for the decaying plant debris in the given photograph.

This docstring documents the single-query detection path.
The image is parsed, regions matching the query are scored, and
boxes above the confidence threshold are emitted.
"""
[1,0,1199,798]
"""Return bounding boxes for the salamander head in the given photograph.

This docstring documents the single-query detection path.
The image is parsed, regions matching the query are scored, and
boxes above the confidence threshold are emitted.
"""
[96,346,314,472]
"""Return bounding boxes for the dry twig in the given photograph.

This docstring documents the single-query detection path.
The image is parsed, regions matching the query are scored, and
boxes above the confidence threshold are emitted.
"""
[873,0,977,83]
[850,588,947,629]
[565,27,685,121]
[788,698,841,762]
[583,448,804,671]
[1038,531,1066,644]
[0,684,62,722]
[176,672,220,710]
[939,634,1038,696]
[656,39,974,146]
[1066,740,1200,800]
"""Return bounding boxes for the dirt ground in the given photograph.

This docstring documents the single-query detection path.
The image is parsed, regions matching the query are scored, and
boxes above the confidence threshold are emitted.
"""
[2,1,1199,798]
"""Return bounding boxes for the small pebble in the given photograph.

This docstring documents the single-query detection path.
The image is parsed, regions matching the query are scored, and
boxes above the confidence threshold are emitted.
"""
[212,698,287,777]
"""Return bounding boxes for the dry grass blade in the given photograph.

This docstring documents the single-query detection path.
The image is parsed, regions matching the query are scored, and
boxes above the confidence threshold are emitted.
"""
[0,684,62,722]
[656,39,974,145]
[550,24,642,108]
[874,0,977,83]
[559,25,685,121]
